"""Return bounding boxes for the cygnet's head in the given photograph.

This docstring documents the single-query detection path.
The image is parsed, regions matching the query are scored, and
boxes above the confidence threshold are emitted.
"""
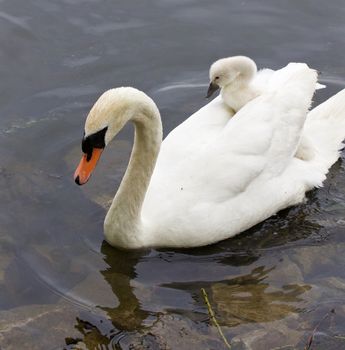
[206,56,257,98]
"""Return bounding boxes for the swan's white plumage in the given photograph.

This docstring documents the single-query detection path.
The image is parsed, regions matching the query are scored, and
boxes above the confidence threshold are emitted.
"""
[142,63,318,247]
[78,62,345,249]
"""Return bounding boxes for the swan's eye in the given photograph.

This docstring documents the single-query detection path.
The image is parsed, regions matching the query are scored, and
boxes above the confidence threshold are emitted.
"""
[82,126,108,161]
[215,76,220,80]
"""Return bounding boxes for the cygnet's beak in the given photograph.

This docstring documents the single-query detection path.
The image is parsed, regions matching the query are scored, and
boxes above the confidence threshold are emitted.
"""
[74,148,103,185]
[206,82,220,98]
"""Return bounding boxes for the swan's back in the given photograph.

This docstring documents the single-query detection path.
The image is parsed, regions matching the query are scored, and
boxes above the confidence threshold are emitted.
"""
[140,63,320,247]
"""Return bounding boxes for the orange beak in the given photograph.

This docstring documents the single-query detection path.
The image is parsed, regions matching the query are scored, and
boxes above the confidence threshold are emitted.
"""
[74,148,103,185]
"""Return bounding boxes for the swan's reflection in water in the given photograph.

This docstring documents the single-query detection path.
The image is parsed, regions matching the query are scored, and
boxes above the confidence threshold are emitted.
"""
[65,239,312,348]
[65,243,149,348]
[98,244,149,332]
[208,266,311,326]
[164,266,311,326]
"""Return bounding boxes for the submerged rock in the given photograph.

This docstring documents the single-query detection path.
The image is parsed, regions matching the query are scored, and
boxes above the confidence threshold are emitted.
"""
[0,302,80,350]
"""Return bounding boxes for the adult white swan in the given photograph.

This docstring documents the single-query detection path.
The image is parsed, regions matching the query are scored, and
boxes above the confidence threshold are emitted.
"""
[74,61,345,249]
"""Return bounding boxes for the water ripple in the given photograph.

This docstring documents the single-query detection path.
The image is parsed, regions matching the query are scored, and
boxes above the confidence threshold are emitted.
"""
[0,11,30,31]
[155,82,207,93]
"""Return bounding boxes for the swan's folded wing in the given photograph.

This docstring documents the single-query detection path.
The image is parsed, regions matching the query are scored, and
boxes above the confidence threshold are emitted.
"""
[253,68,275,91]
[145,103,268,214]
[223,63,318,174]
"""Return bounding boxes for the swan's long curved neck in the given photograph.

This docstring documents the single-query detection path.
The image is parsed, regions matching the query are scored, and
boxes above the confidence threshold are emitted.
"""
[104,101,162,248]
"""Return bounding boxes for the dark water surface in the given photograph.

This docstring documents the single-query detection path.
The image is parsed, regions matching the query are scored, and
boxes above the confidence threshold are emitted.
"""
[1,0,345,349]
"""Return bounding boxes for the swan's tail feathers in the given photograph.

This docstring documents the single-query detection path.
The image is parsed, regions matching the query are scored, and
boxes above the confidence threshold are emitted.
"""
[304,88,345,173]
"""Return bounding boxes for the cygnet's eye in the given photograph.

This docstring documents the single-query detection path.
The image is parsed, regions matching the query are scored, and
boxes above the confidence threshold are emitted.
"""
[215,76,220,80]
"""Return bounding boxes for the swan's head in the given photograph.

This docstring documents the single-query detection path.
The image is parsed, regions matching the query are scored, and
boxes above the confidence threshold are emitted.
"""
[74,87,159,185]
[206,56,257,98]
